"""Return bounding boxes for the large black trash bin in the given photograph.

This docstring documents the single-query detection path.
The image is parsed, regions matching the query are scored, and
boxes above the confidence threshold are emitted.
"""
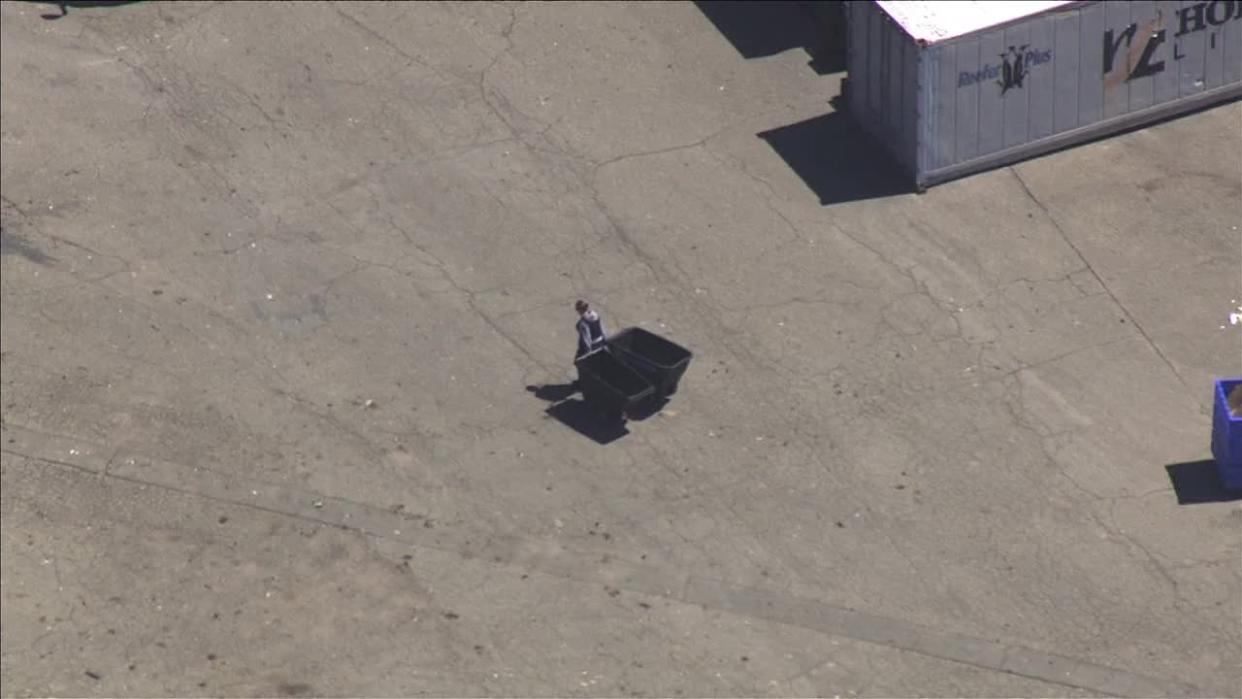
[575,348,655,421]
[607,327,693,397]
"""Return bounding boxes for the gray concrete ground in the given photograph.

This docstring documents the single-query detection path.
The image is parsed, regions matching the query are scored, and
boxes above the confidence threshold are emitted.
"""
[1,1,1240,697]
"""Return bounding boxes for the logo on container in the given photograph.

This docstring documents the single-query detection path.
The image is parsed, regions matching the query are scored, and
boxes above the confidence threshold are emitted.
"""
[1103,0,1240,84]
[957,45,1053,94]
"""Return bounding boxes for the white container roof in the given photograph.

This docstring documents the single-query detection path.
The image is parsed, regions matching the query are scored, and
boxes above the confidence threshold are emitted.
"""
[874,1,1077,45]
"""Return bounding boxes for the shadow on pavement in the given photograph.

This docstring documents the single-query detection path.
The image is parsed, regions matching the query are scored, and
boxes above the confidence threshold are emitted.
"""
[1165,460,1242,504]
[702,1,908,206]
[527,383,631,444]
[27,1,141,20]
[757,110,914,205]
[527,382,669,441]
[694,0,844,74]
[526,382,577,403]
[544,399,630,445]
[0,228,55,265]
[624,395,670,422]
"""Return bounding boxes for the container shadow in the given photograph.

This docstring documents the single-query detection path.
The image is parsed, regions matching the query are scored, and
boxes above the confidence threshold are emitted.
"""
[757,110,915,205]
[544,399,630,445]
[1165,460,1242,504]
[694,0,844,74]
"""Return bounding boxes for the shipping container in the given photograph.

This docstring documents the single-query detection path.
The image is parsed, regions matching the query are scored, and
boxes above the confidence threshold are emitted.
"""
[844,0,1242,189]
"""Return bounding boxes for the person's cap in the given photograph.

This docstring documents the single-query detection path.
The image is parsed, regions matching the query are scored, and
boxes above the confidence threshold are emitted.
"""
[575,300,589,312]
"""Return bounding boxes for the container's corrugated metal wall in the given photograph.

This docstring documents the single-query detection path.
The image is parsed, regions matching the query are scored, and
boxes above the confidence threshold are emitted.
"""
[846,1,920,172]
[917,0,1242,185]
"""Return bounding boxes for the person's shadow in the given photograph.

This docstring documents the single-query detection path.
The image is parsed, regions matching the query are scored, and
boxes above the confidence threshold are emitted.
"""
[526,383,631,445]
[528,383,577,403]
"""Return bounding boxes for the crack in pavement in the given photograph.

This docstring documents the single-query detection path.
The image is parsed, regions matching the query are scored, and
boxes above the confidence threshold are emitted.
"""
[589,129,726,175]
[992,372,1190,605]
[333,5,466,88]
[317,196,554,377]
[0,423,1214,698]
[379,216,556,377]
[1009,167,1186,389]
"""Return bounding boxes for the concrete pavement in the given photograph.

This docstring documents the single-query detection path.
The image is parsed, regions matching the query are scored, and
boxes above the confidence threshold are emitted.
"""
[2,1,1239,696]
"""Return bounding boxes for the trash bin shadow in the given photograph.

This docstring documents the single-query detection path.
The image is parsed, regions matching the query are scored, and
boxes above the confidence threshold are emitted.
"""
[625,395,670,422]
[544,399,630,445]
[758,111,915,206]
[1165,460,1242,504]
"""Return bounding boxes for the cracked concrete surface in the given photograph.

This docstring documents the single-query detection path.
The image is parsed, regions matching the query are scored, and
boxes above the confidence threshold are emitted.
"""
[2,2,1240,697]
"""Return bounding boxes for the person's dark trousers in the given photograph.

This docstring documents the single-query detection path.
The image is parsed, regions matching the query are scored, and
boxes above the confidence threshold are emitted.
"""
[573,344,587,389]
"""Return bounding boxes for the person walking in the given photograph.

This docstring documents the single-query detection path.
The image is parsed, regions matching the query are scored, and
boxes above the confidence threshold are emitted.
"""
[574,300,606,360]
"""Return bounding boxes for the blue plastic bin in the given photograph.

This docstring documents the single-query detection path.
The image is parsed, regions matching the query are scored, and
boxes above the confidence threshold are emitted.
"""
[1211,378,1242,491]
